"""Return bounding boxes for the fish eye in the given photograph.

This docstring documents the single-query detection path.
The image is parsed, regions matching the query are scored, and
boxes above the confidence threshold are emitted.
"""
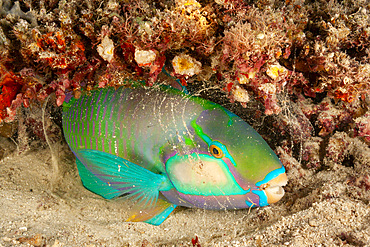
[209,144,223,158]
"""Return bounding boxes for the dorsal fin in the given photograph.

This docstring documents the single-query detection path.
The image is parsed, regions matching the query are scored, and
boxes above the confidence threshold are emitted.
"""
[157,66,189,94]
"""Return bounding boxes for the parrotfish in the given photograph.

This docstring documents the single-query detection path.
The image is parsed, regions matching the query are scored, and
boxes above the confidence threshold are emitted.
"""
[62,85,287,225]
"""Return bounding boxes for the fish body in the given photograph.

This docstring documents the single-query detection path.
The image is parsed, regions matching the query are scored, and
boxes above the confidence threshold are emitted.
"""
[62,86,287,225]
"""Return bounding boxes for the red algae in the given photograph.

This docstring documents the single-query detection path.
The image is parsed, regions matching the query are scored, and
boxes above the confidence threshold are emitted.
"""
[1,0,369,119]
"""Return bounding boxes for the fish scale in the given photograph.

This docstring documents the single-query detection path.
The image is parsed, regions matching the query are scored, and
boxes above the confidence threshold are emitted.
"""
[62,85,287,225]
[64,87,194,169]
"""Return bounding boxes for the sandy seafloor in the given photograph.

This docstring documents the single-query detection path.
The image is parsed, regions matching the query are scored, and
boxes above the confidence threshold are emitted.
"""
[0,132,369,247]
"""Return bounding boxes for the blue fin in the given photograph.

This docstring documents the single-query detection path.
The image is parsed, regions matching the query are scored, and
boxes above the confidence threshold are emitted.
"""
[76,158,120,199]
[127,198,177,226]
[76,149,167,206]
[161,66,189,94]
[145,204,177,225]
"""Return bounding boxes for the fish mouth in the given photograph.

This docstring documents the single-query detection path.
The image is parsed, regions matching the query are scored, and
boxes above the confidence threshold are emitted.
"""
[259,173,288,204]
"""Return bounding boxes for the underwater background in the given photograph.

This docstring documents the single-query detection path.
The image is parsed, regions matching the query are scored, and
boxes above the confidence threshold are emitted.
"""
[0,0,369,246]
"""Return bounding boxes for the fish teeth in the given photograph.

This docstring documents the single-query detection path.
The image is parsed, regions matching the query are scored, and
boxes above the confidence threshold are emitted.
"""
[264,185,285,204]
[261,173,288,204]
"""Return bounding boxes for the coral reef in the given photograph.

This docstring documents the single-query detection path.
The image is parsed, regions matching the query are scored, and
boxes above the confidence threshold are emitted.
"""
[0,0,368,118]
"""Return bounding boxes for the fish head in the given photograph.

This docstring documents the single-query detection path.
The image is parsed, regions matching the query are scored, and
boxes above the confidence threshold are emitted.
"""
[164,104,287,209]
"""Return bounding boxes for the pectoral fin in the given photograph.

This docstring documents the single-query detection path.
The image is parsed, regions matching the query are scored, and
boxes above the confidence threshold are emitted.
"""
[76,149,167,205]
[75,149,176,225]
